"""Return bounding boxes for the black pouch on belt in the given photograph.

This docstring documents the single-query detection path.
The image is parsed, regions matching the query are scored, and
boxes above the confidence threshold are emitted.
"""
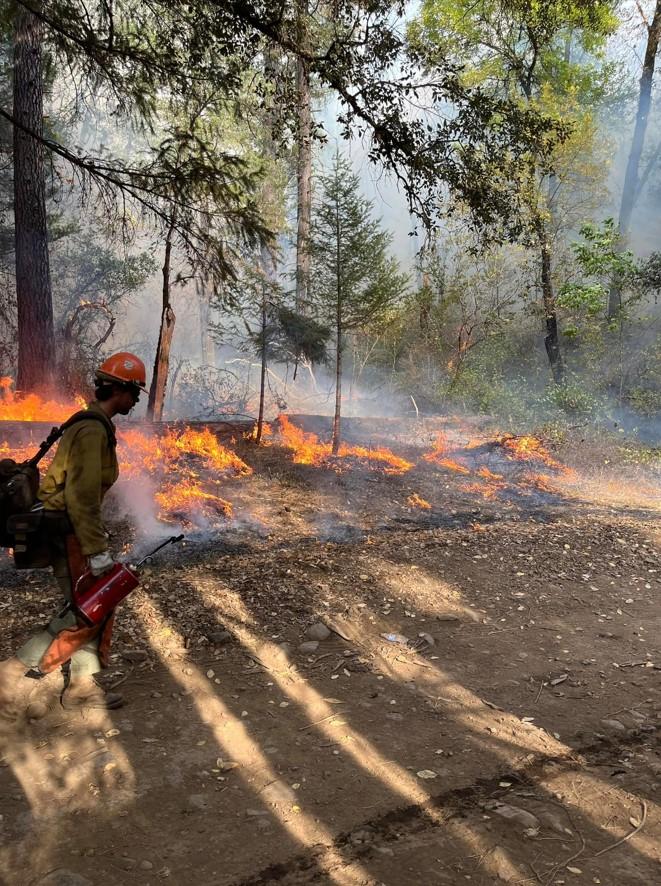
[7,509,72,569]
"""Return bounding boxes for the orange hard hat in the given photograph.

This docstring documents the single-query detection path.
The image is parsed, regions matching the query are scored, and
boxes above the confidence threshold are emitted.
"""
[96,352,147,391]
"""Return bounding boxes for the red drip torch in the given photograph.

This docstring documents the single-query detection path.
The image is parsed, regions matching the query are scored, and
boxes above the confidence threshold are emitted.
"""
[73,535,184,626]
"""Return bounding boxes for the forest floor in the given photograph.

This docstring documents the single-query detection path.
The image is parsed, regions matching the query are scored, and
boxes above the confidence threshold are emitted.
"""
[0,415,660,886]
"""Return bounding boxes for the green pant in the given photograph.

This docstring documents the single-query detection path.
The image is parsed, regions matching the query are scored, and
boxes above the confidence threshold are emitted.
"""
[16,533,103,677]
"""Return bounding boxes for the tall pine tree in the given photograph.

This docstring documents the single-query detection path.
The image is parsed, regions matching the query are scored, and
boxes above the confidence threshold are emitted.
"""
[310,153,408,453]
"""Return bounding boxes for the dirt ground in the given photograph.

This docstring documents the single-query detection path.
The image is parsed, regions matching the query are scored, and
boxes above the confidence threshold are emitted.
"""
[0,416,660,886]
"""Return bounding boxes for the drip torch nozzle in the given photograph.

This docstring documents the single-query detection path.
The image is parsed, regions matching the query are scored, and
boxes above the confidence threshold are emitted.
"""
[135,534,185,568]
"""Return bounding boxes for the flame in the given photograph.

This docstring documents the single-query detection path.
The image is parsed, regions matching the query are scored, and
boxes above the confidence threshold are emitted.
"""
[407,493,431,510]
[435,457,471,475]
[521,472,558,494]
[245,421,272,442]
[118,426,250,524]
[500,434,573,476]
[0,377,85,421]
[118,427,252,478]
[0,383,250,526]
[423,432,471,474]
[476,467,504,482]
[155,481,232,522]
[469,466,508,499]
[160,427,252,476]
[0,439,36,464]
[461,481,500,500]
[422,432,448,463]
[272,415,413,475]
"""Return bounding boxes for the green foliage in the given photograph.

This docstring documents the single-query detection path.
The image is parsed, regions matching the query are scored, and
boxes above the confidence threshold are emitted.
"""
[50,232,156,317]
[310,153,409,333]
[409,0,618,101]
[616,441,661,467]
[558,219,639,331]
[275,307,330,367]
[636,252,661,292]
[47,227,156,392]
[13,0,578,249]
[569,219,636,277]
[541,378,602,414]
[216,255,329,370]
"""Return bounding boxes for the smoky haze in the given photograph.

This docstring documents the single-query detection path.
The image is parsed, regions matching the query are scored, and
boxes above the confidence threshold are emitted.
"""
[23,8,659,441]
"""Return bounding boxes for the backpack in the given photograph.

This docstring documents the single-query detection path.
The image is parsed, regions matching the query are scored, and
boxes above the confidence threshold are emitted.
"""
[1,411,116,551]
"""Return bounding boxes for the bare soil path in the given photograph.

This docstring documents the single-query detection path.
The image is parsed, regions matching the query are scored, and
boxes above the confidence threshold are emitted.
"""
[0,421,659,886]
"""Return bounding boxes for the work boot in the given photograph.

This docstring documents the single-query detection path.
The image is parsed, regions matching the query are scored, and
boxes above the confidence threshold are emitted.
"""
[61,675,124,711]
[0,657,49,720]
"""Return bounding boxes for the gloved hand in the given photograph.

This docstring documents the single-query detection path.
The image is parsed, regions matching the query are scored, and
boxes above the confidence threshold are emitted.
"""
[89,550,114,576]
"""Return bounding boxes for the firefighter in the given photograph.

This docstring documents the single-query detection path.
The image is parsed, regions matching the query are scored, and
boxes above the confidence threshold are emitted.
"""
[0,352,147,716]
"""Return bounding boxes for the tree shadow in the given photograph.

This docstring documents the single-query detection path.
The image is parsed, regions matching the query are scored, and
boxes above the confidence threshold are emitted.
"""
[0,443,658,884]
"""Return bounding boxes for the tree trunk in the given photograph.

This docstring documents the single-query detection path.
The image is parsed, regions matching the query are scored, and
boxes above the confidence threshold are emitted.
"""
[331,182,342,455]
[331,317,342,455]
[197,279,214,368]
[608,0,661,319]
[295,0,312,313]
[255,285,268,444]
[540,239,564,385]
[147,218,176,421]
[13,5,55,392]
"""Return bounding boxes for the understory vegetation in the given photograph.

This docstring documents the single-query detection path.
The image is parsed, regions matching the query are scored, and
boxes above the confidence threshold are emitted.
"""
[0,0,659,446]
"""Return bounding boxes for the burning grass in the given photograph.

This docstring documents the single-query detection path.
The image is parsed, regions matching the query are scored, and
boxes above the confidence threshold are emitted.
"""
[118,427,250,526]
[5,382,653,526]
[422,432,449,464]
[268,415,414,475]
[0,377,85,421]
[520,472,559,494]
[499,433,575,476]
[407,493,432,510]
[422,432,472,475]
[0,440,35,464]
[0,382,250,527]
[119,427,252,480]
[434,457,471,475]
[154,481,233,522]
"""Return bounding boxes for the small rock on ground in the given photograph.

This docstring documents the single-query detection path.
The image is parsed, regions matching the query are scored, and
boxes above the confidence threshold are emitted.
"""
[306,622,331,641]
[299,641,320,654]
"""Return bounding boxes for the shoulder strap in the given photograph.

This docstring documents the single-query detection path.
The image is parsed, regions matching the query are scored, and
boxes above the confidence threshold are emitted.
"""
[28,411,117,467]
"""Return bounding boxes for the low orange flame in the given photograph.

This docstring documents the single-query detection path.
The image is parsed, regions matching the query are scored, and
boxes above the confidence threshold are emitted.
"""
[245,421,272,442]
[422,432,448,463]
[461,481,500,500]
[470,521,487,532]
[155,481,232,522]
[500,434,572,476]
[407,493,431,510]
[435,457,471,475]
[423,432,471,474]
[0,440,36,464]
[118,426,250,524]
[272,415,413,475]
[476,467,504,482]
[0,382,248,526]
[521,472,558,494]
[161,427,252,476]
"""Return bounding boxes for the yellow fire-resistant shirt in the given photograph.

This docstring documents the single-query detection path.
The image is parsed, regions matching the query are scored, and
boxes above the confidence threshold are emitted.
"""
[38,402,119,556]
